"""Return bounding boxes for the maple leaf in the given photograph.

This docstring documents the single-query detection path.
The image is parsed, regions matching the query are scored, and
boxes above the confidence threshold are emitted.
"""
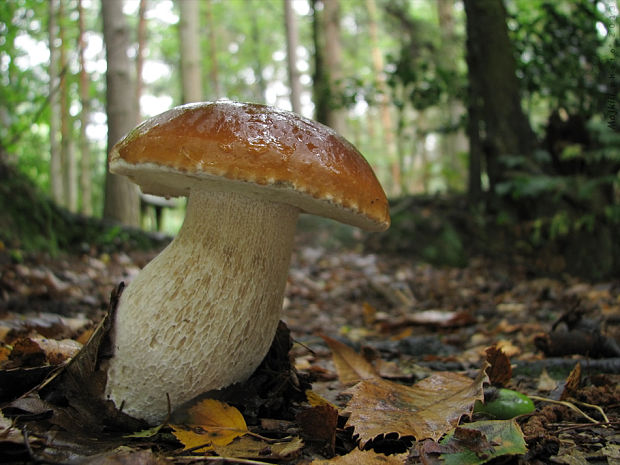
[171,399,248,452]
[344,366,488,445]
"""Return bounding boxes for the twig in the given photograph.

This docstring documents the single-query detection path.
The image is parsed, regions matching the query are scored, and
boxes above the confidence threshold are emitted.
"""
[530,395,603,424]
[171,456,275,465]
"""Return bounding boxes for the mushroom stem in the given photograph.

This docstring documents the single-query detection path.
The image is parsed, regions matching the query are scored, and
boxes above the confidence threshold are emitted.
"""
[104,189,300,423]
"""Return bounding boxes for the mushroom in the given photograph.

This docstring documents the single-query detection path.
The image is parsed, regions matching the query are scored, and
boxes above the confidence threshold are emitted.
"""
[105,101,390,423]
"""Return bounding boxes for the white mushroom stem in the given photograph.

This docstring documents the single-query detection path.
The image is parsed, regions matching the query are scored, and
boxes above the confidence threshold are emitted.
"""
[104,188,300,423]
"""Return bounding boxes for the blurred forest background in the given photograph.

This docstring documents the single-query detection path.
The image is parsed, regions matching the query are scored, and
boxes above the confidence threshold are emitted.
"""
[0,0,619,279]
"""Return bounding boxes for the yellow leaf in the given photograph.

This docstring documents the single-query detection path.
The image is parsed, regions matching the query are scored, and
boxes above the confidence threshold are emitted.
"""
[321,335,379,385]
[171,399,248,452]
[305,390,338,410]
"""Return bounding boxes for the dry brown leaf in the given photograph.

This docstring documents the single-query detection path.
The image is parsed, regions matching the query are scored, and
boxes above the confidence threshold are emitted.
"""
[310,448,408,464]
[297,404,338,454]
[213,435,304,461]
[485,344,512,386]
[321,335,378,385]
[345,366,488,445]
[170,399,248,452]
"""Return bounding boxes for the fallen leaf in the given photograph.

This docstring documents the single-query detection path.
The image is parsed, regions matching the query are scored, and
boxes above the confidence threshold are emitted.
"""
[322,335,378,385]
[170,399,248,452]
[0,411,25,444]
[306,389,339,410]
[213,435,304,460]
[440,419,527,465]
[344,365,488,445]
[485,344,512,386]
[297,404,338,454]
[310,448,408,464]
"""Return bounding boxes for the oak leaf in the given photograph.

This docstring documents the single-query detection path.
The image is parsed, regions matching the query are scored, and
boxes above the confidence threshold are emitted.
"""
[170,399,248,452]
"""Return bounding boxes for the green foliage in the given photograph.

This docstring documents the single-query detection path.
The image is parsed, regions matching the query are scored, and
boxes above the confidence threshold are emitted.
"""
[509,0,616,119]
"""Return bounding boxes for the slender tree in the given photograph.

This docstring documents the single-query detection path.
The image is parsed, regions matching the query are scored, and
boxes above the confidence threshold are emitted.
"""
[48,0,63,206]
[205,0,221,99]
[135,0,148,122]
[102,0,140,226]
[366,0,398,193]
[178,0,203,103]
[78,0,92,215]
[284,0,302,113]
[323,0,345,133]
[463,0,535,195]
[59,0,77,212]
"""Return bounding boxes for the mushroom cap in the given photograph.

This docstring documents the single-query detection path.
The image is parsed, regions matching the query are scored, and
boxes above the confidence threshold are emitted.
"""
[109,101,390,231]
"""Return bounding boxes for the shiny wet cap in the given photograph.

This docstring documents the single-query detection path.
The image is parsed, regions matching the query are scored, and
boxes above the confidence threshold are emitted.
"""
[109,101,390,231]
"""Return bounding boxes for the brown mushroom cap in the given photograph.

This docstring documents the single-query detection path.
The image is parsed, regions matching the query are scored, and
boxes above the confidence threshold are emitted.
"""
[109,101,390,231]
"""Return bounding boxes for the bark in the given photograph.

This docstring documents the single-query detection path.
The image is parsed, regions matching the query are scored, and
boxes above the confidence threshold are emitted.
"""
[323,0,346,134]
[48,0,63,206]
[135,0,148,122]
[78,0,92,216]
[102,0,140,226]
[205,0,221,99]
[59,0,77,212]
[311,0,330,124]
[463,0,535,193]
[437,0,467,191]
[178,0,203,103]
[250,0,267,102]
[284,0,302,113]
[366,0,399,194]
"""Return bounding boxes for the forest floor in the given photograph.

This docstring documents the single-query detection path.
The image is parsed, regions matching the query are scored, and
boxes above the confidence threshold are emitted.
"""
[0,230,619,464]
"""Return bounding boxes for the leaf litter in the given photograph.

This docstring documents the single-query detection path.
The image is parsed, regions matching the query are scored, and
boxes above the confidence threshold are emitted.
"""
[0,242,618,464]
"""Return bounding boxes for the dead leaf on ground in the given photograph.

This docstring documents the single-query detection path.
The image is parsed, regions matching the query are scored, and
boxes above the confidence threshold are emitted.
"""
[344,366,488,445]
[484,344,512,386]
[213,435,304,461]
[170,399,248,452]
[321,335,379,385]
[439,419,527,465]
[310,447,408,464]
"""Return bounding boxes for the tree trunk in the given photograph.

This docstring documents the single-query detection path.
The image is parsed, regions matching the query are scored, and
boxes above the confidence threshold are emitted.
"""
[78,0,92,216]
[366,0,399,194]
[205,0,221,99]
[463,0,535,193]
[178,0,203,103]
[102,0,140,226]
[284,0,302,113]
[250,0,267,102]
[48,0,63,206]
[135,0,148,121]
[323,0,346,134]
[437,0,466,192]
[311,0,329,125]
[59,0,77,212]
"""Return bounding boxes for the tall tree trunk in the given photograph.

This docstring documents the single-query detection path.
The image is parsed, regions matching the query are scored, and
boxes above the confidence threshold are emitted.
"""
[59,0,77,212]
[323,0,346,134]
[178,0,203,103]
[135,0,148,122]
[250,0,267,102]
[311,0,329,125]
[78,0,92,216]
[102,0,140,226]
[48,0,63,206]
[366,0,399,194]
[463,0,535,194]
[284,0,302,113]
[437,0,466,191]
[205,0,221,99]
